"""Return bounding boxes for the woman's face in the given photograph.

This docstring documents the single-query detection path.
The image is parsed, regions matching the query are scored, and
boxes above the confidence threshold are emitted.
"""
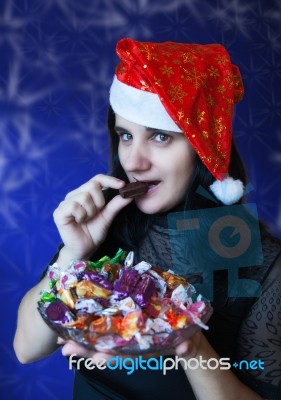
[116,115,196,214]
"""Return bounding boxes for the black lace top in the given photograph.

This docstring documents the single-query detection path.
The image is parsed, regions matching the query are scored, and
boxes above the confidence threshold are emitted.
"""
[132,216,281,400]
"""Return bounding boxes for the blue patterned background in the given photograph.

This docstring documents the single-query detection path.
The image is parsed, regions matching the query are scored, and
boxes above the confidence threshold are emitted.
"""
[1,0,280,399]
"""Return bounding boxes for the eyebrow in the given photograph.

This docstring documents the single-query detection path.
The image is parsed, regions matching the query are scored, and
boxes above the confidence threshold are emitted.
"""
[145,127,172,134]
[114,125,173,134]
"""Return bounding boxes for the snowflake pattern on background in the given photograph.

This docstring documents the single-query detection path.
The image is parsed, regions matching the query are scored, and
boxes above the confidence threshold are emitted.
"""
[1,0,280,399]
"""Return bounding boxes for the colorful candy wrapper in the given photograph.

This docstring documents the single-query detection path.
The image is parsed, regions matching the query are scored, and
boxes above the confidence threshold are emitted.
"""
[38,248,213,355]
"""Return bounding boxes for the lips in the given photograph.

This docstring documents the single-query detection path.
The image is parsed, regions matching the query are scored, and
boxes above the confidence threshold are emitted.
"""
[139,181,161,194]
[131,178,161,193]
[145,181,160,189]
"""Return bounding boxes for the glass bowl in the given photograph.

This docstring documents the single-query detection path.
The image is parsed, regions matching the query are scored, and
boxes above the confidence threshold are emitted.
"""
[38,303,212,355]
[38,249,213,355]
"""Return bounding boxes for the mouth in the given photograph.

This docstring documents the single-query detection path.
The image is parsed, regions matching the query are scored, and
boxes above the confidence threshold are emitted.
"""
[131,177,161,194]
[140,181,160,189]
[133,180,161,193]
[146,181,160,190]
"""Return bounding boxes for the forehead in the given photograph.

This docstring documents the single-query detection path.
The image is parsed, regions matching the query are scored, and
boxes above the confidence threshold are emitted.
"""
[115,114,183,135]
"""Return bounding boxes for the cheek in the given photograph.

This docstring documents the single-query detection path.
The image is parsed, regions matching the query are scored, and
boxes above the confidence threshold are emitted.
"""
[118,145,125,168]
[169,149,195,183]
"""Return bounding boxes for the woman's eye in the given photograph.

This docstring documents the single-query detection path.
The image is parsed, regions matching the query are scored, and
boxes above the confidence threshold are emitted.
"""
[119,132,132,142]
[154,132,170,143]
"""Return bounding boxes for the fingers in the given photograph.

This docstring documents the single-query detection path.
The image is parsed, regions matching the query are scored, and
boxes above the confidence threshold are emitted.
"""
[175,331,202,359]
[61,340,94,358]
[100,194,133,227]
[54,175,127,226]
[55,193,98,225]
[60,339,112,363]
[57,337,66,345]
[65,174,124,200]
[175,341,190,357]
[52,174,134,260]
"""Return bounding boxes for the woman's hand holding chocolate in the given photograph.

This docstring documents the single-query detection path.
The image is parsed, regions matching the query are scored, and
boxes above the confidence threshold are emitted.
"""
[53,174,132,263]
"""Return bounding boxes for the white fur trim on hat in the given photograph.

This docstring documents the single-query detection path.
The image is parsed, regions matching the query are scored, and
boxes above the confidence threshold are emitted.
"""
[109,75,182,132]
[209,177,244,205]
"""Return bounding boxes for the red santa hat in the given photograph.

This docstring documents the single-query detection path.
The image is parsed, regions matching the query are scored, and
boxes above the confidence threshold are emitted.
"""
[109,38,245,205]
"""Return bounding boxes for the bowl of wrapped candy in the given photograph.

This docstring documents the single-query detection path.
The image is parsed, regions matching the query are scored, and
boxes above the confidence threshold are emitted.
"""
[38,249,213,355]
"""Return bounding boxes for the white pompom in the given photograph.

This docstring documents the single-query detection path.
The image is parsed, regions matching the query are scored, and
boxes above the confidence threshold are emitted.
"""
[209,177,244,205]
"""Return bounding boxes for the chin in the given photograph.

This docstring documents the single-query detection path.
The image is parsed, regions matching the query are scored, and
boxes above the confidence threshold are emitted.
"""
[135,199,173,215]
[135,204,159,214]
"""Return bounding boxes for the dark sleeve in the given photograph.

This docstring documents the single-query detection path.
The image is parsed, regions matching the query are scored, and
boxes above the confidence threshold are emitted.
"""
[235,253,281,399]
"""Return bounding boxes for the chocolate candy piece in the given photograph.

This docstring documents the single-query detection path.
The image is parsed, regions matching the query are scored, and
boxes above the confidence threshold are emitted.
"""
[119,182,148,198]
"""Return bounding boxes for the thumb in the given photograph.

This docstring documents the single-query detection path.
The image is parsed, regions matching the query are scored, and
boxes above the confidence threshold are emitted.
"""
[100,194,133,226]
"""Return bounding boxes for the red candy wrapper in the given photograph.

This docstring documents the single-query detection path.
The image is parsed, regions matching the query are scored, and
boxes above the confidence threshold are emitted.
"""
[38,249,212,354]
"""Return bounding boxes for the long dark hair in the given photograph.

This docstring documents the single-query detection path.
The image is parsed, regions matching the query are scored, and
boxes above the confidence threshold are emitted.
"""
[105,106,248,250]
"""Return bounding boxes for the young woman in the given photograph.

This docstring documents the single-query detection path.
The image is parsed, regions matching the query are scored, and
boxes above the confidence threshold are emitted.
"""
[14,38,281,400]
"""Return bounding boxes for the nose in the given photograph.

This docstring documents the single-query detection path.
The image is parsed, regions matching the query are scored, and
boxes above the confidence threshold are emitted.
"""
[121,143,151,173]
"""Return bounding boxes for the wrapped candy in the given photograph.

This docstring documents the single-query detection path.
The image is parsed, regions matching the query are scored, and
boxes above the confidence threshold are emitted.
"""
[118,297,138,313]
[114,311,146,340]
[89,315,117,334]
[38,248,213,355]
[160,270,188,290]
[165,308,190,329]
[45,300,74,323]
[106,263,122,282]
[58,288,76,309]
[82,270,113,291]
[75,281,112,299]
[75,298,103,315]
[132,275,156,307]
[113,269,140,299]
[143,296,163,318]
